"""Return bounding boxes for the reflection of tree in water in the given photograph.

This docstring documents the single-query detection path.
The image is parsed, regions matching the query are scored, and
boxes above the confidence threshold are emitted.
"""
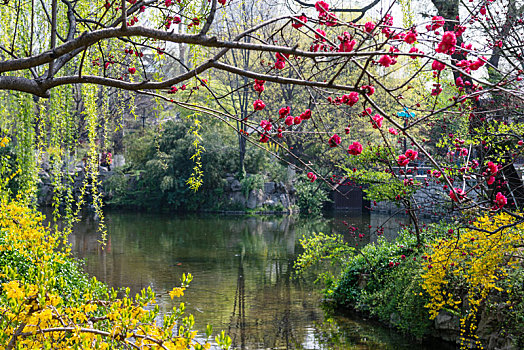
[227,237,321,349]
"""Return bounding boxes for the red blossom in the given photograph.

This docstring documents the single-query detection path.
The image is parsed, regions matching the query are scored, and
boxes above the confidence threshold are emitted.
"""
[279,106,291,118]
[253,99,266,111]
[397,154,410,166]
[378,55,393,67]
[404,31,417,44]
[315,29,326,41]
[128,67,136,74]
[315,1,329,13]
[285,116,294,126]
[371,114,383,129]
[307,172,317,182]
[487,161,498,175]
[408,46,420,59]
[495,192,507,208]
[405,149,418,160]
[431,60,446,71]
[362,85,375,96]
[292,15,308,29]
[426,16,445,31]
[328,134,341,147]
[348,142,363,155]
[300,109,312,120]
[436,31,457,55]
[364,21,375,33]
[260,119,272,131]
[389,128,399,135]
[449,188,465,202]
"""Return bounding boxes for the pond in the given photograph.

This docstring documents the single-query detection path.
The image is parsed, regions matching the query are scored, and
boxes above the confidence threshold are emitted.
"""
[67,211,453,350]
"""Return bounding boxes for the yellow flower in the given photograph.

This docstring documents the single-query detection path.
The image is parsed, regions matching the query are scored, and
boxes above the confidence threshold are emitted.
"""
[169,287,185,299]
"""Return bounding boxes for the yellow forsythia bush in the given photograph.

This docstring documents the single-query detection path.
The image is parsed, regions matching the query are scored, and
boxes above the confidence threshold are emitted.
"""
[0,197,230,349]
[421,213,523,349]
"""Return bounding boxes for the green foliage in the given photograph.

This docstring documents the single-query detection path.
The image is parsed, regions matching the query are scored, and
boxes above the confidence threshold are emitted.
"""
[296,222,453,339]
[240,174,264,198]
[498,264,524,348]
[295,175,330,216]
[294,232,355,294]
[106,119,238,210]
[342,145,416,203]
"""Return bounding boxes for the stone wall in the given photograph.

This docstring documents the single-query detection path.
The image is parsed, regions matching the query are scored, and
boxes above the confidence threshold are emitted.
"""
[372,176,477,219]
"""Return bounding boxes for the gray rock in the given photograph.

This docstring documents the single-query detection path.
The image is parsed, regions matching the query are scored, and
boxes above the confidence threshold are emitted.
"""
[264,182,276,194]
[263,199,275,207]
[39,171,51,185]
[231,179,241,191]
[247,190,257,209]
[280,194,290,208]
[247,189,264,209]
[112,154,125,168]
[435,311,460,331]
[226,176,235,184]
[230,192,246,207]
[255,189,264,207]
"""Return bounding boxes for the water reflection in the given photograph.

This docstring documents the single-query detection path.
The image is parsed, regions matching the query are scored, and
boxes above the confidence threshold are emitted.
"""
[67,212,446,350]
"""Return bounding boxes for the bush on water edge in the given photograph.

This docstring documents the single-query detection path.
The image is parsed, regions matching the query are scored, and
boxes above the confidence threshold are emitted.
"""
[295,217,524,349]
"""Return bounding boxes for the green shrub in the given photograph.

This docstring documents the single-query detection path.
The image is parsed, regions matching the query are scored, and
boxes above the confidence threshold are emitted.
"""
[295,175,330,215]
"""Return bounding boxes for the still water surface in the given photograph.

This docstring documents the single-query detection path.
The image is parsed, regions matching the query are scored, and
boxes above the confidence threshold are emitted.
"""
[68,212,452,350]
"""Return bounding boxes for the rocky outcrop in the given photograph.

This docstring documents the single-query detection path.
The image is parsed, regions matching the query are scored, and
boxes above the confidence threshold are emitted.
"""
[224,175,296,213]
[38,160,297,213]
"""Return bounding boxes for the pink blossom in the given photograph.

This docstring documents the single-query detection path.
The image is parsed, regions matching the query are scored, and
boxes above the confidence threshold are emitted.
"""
[364,21,375,33]
[362,85,375,96]
[292,15,308,29]
[371,114,383,129]
[279,106,290,118]
[495,192,507,208]
[436,31,457,55]
[431,60,446,71]
[348,142,363,155]
[328,134,341,147]
[449,188,465,202]
[405,149,418,161]
[378,55,393,67]
[397,154,410,166]
[253,99,266,111]
[389,128,399,135]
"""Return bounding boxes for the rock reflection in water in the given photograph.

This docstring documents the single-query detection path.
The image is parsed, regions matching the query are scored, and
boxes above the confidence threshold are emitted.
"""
[66,211,446,350]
